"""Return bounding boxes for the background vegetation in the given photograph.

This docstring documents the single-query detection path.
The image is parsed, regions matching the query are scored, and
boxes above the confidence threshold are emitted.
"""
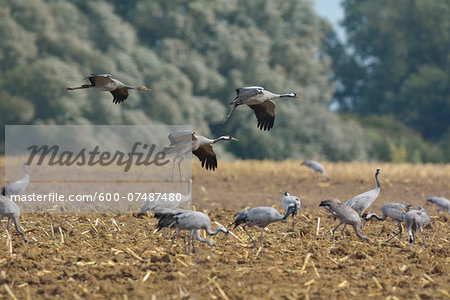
[0,0,448,162]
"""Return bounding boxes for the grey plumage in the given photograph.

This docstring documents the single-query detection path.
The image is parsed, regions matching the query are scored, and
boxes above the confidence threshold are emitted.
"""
[2,163,29,196]
[319,198,371,243]
[0,195,28,242]
[426,196,450,213]
[404,206,431,247]
[280,192,301,232]
[154,209,228,254]
[66,74,151,104]
[231,206,296,254]
[302,160,329,180]
[163,131,238,182]
[365,203,411,242]
[224,86,300,131]
[140,179,192,214]
[345,169,381,217]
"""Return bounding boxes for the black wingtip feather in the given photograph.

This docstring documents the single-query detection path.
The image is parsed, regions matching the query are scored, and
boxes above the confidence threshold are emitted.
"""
[231,211,248,228]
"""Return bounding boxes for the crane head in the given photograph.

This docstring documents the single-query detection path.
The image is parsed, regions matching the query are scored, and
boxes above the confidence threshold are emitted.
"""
[222,135,239,141]
[280,191,290,196]
[375,169,381,175]
[137,86,152,91]
[408,233,415,244]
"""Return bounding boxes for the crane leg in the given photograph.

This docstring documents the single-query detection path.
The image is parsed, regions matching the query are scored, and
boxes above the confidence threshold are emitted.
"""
[12,217,27,242]
[386,221,402,242]
[6,218,10,233]
[177,157,184,184]
[292,216,295,231]
[331,221,343,242]
[340,224,347,241]
[170,155,178,182]
[242,224,256,248]
[259,228,265,255]
[284,220,287,233]
[168,228,180,254]
[66,85,92,90]
[419,226,427,248]
[223,105,237,123]
[188,229,196,254]
[360,219,366,235]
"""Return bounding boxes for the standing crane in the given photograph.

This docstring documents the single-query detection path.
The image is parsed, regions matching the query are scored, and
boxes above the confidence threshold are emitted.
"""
[319,198,371,243]
[280,192,301,232]
[426,196,450,213]
[345,169,381,218]
[364,203,411,242]
[163,131,238,182]
[404,206,431,247]
[66,74,151,104]
[224,86,300,131]
[2,163,29,196]
[154,209,229,255]
[231,206,296,254]
[0,195,28,242]
[302,160,329,180]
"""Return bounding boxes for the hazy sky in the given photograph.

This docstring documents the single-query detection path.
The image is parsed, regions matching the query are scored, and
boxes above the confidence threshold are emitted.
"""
[313,0,346,41]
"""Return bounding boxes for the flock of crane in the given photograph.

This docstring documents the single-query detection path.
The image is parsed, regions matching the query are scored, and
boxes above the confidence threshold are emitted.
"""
[1,74,449,256]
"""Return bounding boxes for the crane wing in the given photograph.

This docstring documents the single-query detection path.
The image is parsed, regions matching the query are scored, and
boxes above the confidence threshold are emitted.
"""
[167,131,196,145]
[110,88,129,104]
[86,74,114,86]
[248,100,276,131]
[192,144,217,171]
[235,87,264,99]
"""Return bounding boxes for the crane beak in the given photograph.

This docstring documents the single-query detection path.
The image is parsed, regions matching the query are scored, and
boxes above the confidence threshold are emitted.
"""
[231,137,239,141]
[139,86,152,91]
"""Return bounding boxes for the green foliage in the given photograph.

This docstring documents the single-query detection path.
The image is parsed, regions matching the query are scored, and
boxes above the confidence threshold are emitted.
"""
[326,0,450,161]
[0,0,371,161]
[350,115,444,163]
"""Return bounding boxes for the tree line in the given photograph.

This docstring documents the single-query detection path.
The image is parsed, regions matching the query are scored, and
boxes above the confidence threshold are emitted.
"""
[0,0,448,162]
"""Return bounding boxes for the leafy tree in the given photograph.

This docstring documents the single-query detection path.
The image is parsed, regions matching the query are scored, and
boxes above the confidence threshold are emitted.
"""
[331,0,450,141]
[0,0,373,161]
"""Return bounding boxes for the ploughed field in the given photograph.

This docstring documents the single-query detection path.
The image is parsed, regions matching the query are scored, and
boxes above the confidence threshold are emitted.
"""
[1,160,449,299]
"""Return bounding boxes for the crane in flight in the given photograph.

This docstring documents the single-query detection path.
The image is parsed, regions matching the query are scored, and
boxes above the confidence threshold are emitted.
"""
[67,74,151,104]
[224,86,300,131]
[163,131,238,182]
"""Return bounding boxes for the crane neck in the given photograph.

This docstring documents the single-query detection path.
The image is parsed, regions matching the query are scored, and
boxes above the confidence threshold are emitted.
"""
[278,93,296,98]
[194,229,213,243]
[375,172,380,188]
[186,180,191,197]
[206,226,227,236]
[212,136,229,144]
[356,229,370,242]
[366,213,384,221]
[282,206,294,220]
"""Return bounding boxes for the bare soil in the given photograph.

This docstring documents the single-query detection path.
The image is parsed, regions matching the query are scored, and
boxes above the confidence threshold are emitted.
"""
[1,161,449,299]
